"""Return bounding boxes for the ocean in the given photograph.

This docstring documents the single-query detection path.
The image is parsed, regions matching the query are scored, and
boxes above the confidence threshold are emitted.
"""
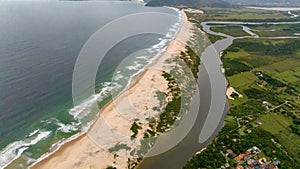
[0,1,181,168]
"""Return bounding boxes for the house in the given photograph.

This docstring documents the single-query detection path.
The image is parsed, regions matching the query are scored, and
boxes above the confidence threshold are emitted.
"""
[265,164,277,169]
[244,167,252,169]
[224,163,230,168]
[247,159,254,165]
[235,154,246,161]
[247,115,253,120]
[273,160,281,166]
[226,149,237,157]
[263,101,272,107]
[255,121,262,125]
[259,157,267,164]
[247,146,261,154]
[252,160,260,166]
[236,165,244,169]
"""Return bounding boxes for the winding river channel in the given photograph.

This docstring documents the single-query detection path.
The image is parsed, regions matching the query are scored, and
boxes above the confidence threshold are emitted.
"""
[138,20,299,169]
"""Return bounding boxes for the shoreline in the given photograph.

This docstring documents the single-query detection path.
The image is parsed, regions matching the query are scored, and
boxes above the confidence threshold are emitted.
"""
[30,9,193,169]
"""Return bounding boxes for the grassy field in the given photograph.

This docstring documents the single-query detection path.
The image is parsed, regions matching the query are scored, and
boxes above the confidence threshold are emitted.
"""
[184,7,300,168]
[210,25,250,37]
[225,115,238,128]
[224,38,300,166]
[207,33,225,43]
[224,38,300,102]
[259,113,300,164]
[185,37,300,168]
[246,24,300,37]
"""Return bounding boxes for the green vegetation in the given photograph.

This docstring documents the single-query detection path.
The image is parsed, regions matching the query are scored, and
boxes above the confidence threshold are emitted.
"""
[225,38,300,166]
[185,27,300,168]
[134,43,201,161]
[130,121,140,138]
[108,143,131,153]
[222,57,251,76]
[259,113,300,162]
[156,72,182,133]
[155,44,201,133]
[183,142,226,168]
[207,33,225,43]
[246,24,300,37]
[146,0,300,8]
[106,166,116,169]
[155,5,300,169]
[146,0,231,8]
[210,25,250,37]
[186,14,225,44]
[230,99,266,117]
[221,0,300,7]
[180,46,201,78]
[225,38,300,57]
[195,8,299,22]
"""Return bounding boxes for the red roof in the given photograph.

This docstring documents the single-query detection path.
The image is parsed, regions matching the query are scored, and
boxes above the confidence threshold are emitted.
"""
[236,165,244,169]
[235,154,246,161]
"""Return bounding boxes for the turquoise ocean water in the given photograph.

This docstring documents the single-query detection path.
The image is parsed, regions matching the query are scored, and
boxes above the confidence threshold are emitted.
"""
[0,1,182,168]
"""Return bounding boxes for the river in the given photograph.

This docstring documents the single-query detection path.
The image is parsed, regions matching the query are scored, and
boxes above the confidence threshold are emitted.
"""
[137,20,299,169]
[137,25,231,169]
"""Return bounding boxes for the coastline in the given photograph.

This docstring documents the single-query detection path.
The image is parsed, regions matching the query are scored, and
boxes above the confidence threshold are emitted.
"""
[30,9,194,169]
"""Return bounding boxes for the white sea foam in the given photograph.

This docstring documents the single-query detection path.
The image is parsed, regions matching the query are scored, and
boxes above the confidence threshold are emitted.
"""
[0,131,51,169]
[57,122,79,133]
[165,32,174,38]
[126,9,183,89]
[69,82,122,119]
[1,7,185,169]
[28,129,39,137]
[29,130,85,169]
[136,55,150,60]
[29,7,183,168]
[28,118,96,168]
[126,61,143,70]
[70,5,183,130]
[152,39,169,49]
[29,9,184,169]
[112,72,124,81]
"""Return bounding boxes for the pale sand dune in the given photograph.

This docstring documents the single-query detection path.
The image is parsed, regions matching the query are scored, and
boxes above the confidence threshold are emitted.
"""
[184,8,204,14]
[226,87,243,100]
[31,10,193,169]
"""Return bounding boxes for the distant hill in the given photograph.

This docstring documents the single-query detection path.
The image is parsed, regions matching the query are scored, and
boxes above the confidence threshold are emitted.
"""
[146,0,231,8]
[146,0,300,7]
[222,0,300,6]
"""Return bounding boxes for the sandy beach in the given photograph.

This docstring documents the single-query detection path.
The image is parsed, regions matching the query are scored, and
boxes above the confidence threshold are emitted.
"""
[31,10,194,169]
